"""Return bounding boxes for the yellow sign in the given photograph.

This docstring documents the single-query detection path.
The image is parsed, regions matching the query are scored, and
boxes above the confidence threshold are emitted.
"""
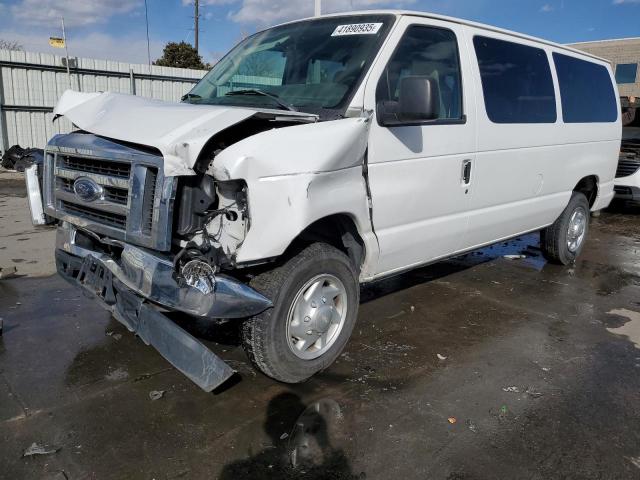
[49,37,65,48]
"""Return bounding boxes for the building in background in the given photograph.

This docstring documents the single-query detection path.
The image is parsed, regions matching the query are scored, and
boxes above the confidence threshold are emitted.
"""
[569,37,640,98]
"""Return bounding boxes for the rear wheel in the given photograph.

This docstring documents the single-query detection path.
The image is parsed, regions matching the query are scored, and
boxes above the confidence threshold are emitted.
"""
[242,243,359,383]
[541,191,590,265]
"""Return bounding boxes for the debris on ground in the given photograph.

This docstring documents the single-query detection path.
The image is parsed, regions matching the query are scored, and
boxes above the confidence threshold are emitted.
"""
[0,266,18,280]
[525,387,544,398]
[447,417,457,424]
[503,254,527,260]
[0,145,44,172]
[410,306,415,313]
[437,354,448,361]
[502,386,520,393]
[22,442,61,457]
[105,368,129,381]
[0,145,25,170]
[149,390,165,401]
[627,456,640,470]
[106,331,122,341]
[466,419,478,433]
[279,433,289,440]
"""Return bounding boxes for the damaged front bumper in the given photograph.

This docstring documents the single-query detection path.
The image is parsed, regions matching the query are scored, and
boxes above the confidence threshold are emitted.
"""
[55,222,272,391]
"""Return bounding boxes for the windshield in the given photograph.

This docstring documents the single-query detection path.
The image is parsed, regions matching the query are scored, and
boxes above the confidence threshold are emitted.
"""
[184,14,394,119]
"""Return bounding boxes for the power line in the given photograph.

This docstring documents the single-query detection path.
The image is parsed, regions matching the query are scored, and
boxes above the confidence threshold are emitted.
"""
[144,0,152,72]
[194,0,200,53]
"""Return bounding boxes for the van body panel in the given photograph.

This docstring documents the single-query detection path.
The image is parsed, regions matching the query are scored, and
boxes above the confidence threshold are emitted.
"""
[362,16,478,276]
[211,117,380,277]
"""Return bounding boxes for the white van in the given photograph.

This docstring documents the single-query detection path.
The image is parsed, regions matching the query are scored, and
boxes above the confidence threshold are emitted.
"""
[26,11,621,390]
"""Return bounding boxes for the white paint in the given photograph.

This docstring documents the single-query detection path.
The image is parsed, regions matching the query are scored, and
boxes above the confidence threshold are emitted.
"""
[360,14,618,277]
[52,90,316,177]
[607,309,640,349]
[47,12,621,283]
[614,155,640,200]
[210,117,378,278]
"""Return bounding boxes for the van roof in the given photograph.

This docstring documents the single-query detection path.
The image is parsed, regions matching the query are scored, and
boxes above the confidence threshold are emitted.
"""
[279,10,609,64]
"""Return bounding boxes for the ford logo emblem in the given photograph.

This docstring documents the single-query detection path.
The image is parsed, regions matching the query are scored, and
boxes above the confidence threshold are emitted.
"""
[73,177,103,202]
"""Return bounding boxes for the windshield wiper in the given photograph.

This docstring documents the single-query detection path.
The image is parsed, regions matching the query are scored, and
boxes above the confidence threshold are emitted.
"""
[181,93,202,102]
[225,89,297,112]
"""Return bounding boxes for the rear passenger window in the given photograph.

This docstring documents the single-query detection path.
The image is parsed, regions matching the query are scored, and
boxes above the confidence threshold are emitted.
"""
[473,36,556,124]
[553,53,618,123]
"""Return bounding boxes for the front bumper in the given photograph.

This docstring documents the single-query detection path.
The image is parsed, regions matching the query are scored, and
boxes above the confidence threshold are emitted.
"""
[614,185,640,201]
[56,222,272,319]
[53,223,272,391]
[57,248,235,391]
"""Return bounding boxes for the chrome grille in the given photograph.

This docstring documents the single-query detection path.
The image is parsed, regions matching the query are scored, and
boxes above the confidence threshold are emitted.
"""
[617,139,640,178]
[56,177,129,205]
[616,159,640,178]
[61,155,131,178]
[43,133,176,251]
[61,201,127,229]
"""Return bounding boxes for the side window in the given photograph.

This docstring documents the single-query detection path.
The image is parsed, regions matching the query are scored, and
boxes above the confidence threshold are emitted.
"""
[376,25,463,121]
[615,63,638,85]
[553,53,618,123]
[473,36,556,124]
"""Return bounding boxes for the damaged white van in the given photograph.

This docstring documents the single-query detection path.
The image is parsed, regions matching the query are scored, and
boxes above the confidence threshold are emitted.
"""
[27,11,621,391]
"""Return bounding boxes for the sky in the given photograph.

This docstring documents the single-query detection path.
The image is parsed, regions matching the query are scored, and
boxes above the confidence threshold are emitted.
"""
[0,0,639,65]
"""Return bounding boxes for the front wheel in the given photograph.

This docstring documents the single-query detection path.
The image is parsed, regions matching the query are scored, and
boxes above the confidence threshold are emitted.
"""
[242,243,359,383]
[541,191,590,265]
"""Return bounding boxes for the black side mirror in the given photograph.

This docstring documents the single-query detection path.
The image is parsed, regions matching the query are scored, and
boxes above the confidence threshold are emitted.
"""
[377,76,440,126]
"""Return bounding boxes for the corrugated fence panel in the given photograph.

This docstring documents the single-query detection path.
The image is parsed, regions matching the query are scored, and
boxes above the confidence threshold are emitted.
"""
[0,48,206,154]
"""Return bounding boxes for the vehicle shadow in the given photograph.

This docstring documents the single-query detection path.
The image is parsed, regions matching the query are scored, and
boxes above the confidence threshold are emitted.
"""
[218,392,362,479]
[361,233,542,303]
[173,234,542,346]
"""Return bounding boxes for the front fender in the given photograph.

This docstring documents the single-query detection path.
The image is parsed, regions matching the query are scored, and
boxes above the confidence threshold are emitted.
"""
[210,117,377,274]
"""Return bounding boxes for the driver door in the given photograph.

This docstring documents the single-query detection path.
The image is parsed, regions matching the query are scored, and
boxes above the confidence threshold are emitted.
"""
[363,17,478,277]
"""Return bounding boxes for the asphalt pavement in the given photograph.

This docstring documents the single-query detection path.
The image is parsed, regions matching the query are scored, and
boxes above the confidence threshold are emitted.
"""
[1,171,640,479]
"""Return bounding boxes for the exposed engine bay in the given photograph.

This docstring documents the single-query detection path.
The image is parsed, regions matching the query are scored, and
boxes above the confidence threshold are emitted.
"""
[171,116,307,277]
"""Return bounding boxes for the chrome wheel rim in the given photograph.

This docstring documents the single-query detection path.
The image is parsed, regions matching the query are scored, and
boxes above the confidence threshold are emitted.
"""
[567,207,587,253]
[286,274,348,360]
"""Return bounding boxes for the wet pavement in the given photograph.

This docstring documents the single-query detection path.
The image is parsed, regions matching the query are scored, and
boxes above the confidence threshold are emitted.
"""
[1,194,640,479]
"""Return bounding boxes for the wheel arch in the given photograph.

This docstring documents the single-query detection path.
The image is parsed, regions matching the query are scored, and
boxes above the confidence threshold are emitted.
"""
[284,213,367,272]
[573,175,599,208]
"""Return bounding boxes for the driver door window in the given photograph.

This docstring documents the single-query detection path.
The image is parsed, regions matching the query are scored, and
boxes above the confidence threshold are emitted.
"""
[376,25,463,121]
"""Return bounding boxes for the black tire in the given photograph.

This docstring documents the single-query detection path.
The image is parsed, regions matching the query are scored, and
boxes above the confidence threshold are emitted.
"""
[541,191,590,265]
[242,243,359,383]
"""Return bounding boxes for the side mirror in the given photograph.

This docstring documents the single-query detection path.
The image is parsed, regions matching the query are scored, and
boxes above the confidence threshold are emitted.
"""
[377,76,440,126]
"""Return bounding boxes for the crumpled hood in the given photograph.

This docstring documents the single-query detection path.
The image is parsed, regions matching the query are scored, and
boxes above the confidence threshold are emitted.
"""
[53,90,316,176]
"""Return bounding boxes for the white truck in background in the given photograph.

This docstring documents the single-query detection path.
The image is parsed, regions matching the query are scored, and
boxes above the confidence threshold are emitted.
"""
[614,96,640,201]
[26,11,620,391]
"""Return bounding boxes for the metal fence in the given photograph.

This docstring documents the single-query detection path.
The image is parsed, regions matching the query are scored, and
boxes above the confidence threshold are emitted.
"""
[0,49,206,154]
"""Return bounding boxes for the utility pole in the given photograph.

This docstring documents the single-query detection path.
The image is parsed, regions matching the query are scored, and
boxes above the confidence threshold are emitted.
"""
[61,17,71,88]
[144,0,152,73]
[314,0,322,16]
[194,0,199,54]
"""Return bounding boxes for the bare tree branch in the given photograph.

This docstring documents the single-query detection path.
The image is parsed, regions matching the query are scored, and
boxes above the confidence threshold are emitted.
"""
[0,39,24,51]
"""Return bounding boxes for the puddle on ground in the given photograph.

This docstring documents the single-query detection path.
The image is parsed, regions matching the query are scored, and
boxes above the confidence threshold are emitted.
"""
[606,309,640,349]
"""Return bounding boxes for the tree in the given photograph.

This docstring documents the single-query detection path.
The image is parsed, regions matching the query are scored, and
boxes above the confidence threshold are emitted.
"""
[0,39,23,51]
[154,41,210,70]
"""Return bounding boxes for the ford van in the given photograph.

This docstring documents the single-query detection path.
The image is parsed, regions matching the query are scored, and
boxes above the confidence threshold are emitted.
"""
[26,11,621,390]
